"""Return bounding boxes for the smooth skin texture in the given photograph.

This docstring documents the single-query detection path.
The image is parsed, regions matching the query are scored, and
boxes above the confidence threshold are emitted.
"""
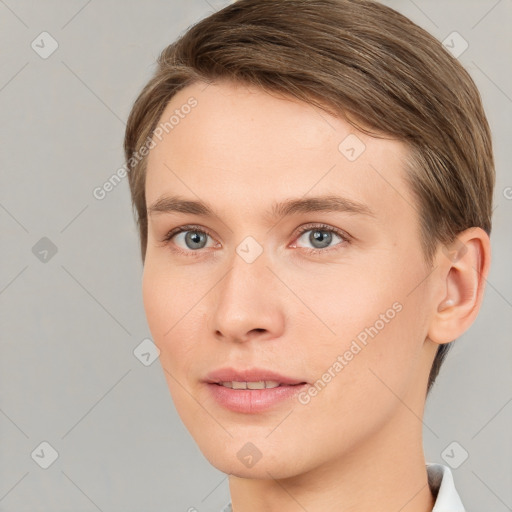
[142,80,490,512]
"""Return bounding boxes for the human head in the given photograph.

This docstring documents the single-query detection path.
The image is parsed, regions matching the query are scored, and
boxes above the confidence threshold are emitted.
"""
[124,0,494,395]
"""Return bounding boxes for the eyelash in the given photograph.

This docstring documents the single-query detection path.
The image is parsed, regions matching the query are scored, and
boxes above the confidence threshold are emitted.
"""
[160,223,351,257]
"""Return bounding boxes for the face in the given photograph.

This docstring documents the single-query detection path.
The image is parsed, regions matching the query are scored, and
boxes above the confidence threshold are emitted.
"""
[142,80,439,479]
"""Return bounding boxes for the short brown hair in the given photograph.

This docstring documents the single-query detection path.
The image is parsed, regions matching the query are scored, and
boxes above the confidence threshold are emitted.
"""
[124,0,495,395]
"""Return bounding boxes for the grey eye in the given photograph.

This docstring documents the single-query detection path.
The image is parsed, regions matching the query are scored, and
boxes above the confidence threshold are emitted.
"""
[180,231,209,250]
[297,228,342,250]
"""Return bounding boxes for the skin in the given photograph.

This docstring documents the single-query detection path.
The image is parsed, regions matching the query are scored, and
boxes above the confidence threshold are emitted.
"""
[142,80,491,512]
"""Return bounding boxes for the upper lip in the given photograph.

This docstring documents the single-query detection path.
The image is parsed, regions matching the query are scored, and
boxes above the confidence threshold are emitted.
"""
[204,367,306,385]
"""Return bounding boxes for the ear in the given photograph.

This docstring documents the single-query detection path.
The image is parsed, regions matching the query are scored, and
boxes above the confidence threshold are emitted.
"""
[428,227,491,345]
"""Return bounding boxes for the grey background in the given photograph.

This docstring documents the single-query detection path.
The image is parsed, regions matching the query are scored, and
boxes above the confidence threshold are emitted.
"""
[0,0,510,511]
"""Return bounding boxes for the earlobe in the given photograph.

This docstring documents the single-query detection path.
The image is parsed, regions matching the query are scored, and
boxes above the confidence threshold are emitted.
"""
[428,228,491,345]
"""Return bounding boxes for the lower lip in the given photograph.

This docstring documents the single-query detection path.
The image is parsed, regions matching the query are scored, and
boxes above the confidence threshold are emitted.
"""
[206,383,308,413]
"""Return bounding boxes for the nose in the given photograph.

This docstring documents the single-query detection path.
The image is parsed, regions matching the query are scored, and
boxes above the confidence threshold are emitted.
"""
[209,247,286,344]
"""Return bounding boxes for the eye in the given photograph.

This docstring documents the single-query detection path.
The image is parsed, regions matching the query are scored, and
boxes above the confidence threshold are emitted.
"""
[161,225,218,256]
[292,223,350,254]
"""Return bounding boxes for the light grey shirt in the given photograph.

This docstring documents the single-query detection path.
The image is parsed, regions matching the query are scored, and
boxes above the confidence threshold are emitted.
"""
[219,462,465,512]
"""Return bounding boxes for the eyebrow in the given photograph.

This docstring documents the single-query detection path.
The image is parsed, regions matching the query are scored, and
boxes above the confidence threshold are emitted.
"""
[147,194,375,221]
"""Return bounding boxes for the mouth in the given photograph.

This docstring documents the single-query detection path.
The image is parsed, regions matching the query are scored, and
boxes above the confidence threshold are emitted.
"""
[204,368,308,413]
[212,380,303,389]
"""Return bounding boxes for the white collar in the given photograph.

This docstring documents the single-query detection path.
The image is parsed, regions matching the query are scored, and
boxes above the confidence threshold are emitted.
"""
[427,462,466,511]
[220,462,465,512]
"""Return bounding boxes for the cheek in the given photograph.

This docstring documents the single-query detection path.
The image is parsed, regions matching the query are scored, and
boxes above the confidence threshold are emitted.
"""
[142,265,201,415]
[295,302,424,453]
[142,266,170,342]
[142,264,189,360]
[290,263,396,350]
[300,260,428,396]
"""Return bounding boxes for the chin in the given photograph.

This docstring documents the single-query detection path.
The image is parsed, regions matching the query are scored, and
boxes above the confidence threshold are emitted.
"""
[207,453,301,480]
[192,433,312,480]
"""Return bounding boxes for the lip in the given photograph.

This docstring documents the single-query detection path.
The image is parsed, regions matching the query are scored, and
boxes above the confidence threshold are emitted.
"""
[204,367,308,414]
[204,367,306,386]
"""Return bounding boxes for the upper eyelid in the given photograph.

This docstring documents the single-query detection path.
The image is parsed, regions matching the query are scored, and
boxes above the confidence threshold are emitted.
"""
[296,224,348,237]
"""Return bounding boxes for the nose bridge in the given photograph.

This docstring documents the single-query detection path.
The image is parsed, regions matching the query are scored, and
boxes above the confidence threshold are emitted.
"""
[210,241,284,342]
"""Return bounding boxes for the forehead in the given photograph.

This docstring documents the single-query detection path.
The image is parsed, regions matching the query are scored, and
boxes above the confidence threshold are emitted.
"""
[145,80,414,225]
